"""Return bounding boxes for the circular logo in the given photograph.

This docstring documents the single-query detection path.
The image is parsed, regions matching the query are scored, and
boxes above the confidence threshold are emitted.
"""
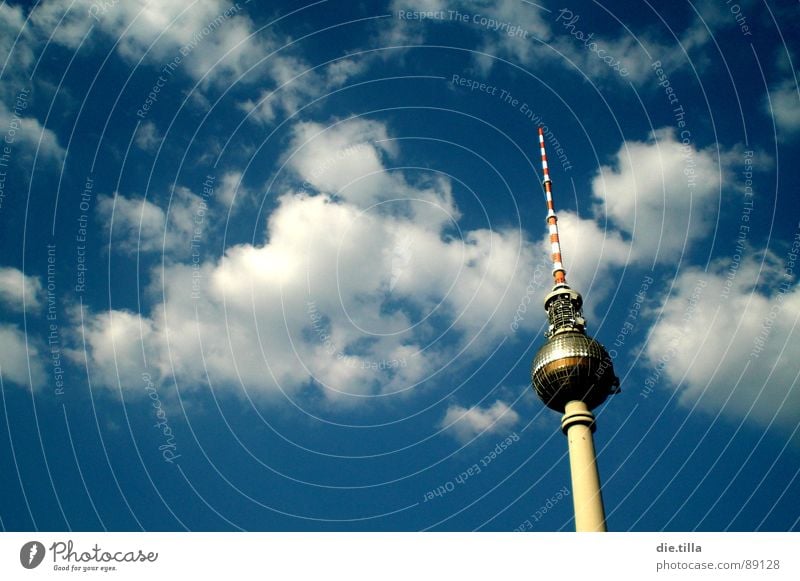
[20,541,46,569]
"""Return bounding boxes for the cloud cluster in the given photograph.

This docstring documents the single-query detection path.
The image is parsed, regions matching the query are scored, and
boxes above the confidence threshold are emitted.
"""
[765,80,800,142]
[0,267,46,389]
[134,121,162,152]
[0,4,34,88]
[27,0,261,84]
[0,96,65,164]
[387,0,713,83]
[4,1,787,436]
[73,118,544,406]
[96,186,207,257]
[0,324,47,389]
[645,253,800,428]
[0,266,42,311]
[591,128,730,264]
[78,118,760,428]
[237,57,368,124]
[439,399,519,443]
[577,129,799,430]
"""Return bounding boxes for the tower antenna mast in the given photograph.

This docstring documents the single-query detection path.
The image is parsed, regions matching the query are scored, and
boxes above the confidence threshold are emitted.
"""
[539,128,567,287]
[530,127,620,532]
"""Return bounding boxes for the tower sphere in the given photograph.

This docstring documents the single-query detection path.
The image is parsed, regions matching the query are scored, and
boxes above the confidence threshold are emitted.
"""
[531,331,619,412]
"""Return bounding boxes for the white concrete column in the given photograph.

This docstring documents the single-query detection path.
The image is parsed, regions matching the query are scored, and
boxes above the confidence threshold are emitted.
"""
[561,400,607,532]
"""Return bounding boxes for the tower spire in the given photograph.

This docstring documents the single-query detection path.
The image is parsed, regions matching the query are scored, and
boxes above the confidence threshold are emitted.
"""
[538,127,566,286]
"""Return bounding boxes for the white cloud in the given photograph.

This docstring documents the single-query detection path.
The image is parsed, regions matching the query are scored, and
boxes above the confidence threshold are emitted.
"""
[644,253,800,429]
[96,193,166,254]
[28,0,265,85]
[64,308,160,392]
[0,266,42,311]
[466,0,551,71]
[237,57,367,125]
[74,195,440,401]
[325,58,368,88]
[0,100,65,163]
[134,121,162,152]
[0,323,47,389]
[439,400,519,443]
[26,0,94,50]
[0,267,47,390]
[12,0,367,115]
[0,6,66,166]
[285,119,397,205]
[591,128,731,264]
[765,80,800,141]
[75,118,544,405]
[96,186,206,256]
[217,170,246,207]
[0,4,35,85]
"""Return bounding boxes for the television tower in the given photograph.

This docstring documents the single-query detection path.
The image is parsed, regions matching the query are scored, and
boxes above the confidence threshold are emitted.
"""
[530,127,620,532]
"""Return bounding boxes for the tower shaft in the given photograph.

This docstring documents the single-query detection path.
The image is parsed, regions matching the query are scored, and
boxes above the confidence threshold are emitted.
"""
[561,401,607,532]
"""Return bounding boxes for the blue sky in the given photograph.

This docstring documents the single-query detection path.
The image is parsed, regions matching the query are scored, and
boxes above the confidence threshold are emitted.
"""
[0,0,798,532]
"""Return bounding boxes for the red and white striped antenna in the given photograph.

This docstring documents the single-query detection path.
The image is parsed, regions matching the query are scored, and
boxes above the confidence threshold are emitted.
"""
[538,127,567,287]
